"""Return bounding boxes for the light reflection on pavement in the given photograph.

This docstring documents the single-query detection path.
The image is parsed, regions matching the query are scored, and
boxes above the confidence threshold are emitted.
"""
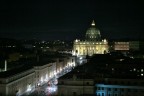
[23,79,58,96]
[22,69,71,96]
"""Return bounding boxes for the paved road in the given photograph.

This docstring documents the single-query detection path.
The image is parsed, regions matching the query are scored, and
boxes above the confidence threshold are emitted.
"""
[22,69,71,96]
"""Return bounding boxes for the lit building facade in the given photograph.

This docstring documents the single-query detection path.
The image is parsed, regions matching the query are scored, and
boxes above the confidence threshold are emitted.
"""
[0,56,76,96]
[111,41,142,52]
[0,68,35,96]
[34,62,56,87]
[95,78,144,96]
[72,21,109,56]
[114,42,129,51]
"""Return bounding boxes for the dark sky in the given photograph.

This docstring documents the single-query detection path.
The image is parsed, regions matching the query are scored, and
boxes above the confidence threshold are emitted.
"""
[0,0,144,40]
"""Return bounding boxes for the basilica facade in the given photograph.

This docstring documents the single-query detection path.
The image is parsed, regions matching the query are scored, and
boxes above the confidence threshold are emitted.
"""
[72,21,109,56]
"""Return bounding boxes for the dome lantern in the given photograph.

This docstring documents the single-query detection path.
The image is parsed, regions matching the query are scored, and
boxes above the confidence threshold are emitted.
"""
[91,20,95,26]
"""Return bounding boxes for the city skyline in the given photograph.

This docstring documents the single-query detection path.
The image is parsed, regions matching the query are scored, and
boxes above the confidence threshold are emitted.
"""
[0,0,144,40]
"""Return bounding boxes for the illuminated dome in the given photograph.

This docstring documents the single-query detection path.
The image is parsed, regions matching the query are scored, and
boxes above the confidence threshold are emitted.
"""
[85,20,101,41]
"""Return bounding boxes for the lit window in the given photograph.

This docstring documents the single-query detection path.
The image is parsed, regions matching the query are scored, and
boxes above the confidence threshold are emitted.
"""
[133,68,136,71]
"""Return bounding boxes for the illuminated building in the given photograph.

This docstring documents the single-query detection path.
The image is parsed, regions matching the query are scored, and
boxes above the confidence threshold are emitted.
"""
[114,42,129,51]
[72,20,109,56]
[0,56,76,96]
[95,78,144,96]
[0,67,35,96]
[58,53,144,96]
[111,41,144,52]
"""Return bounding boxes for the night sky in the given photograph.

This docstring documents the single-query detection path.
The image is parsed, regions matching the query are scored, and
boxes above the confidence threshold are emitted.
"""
[0,0,144,40]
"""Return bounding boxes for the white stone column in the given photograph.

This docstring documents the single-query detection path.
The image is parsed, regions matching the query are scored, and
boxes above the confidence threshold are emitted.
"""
[5,60,7,71]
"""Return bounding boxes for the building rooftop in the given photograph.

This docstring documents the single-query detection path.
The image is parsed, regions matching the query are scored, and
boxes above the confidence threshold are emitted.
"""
[61,54,144,80]
[0,57,56,78]
[0,65,33,78]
